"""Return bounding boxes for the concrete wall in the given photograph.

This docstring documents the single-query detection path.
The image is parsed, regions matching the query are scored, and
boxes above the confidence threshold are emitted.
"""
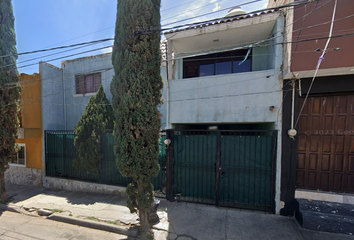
[62,53,114,130]
[160,66,167,129]
[16,73,43,170]
[43,177,126,196]
[5,166,42,187]
[169,69,281,124]
[40,62,65,131]
[61,53,166,131]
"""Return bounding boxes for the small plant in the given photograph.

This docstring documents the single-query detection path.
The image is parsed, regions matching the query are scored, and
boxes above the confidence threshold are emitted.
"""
[86,216,100,222]
[146,232,154,240]
[69,213,73,217]
[107,221,120,225]
[51,209,63,213]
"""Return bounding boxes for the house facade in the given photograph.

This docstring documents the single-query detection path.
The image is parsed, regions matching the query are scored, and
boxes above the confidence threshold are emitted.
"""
[268,0,354,233]
[163,9,285,213]
[5,73,43,186]
[40,53,167,131]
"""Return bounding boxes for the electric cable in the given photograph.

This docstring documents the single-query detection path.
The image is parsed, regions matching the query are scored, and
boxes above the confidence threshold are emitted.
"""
[294,0,338,128]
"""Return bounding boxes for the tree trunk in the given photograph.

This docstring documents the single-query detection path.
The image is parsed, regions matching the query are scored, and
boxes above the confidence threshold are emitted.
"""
[139,208,151,238]
[0,171,6,203]
[137,182,152,239]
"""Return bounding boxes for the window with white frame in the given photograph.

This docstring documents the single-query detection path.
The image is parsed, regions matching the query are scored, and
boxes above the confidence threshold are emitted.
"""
[75,73,102,94]
[11,143,26,166]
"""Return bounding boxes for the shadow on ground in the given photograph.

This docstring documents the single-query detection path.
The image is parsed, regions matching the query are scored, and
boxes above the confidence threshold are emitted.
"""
[5,182,126,206]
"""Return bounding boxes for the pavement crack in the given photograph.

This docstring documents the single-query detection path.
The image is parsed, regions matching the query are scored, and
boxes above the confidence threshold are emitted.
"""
[175,234,198,240]
[224,209,228,240]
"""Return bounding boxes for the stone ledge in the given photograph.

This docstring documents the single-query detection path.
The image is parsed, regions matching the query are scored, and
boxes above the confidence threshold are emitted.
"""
[43,176,127,196]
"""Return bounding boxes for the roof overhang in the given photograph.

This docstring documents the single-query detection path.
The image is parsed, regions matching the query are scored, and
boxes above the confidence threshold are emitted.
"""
[165,12,280,55]
[284,67,354,79]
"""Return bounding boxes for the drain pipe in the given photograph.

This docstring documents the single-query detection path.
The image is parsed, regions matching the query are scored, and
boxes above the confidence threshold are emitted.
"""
[165,42,171,129]
[62,64,67,130]
[288,79,297,139]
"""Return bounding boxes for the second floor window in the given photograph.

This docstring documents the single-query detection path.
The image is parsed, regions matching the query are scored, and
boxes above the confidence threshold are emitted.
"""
[183,49,252,79]
[76,73,101,94]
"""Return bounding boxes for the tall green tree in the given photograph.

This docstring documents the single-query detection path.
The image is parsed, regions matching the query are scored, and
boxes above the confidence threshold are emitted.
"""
[111,0,162,236]
[73,85,114,176]
[0,0,20,203]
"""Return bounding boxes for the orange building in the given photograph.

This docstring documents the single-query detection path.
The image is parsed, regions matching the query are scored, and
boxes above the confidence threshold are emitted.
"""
[5,73,43,186]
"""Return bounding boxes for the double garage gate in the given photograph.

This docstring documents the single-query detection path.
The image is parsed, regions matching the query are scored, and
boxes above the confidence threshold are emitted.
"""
[166,130,277,212]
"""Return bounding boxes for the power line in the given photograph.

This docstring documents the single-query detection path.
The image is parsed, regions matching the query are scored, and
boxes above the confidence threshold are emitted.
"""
[161,0,265,28]
[2,27,353,88]
[0,0,319,61]
[161,0,197,12]
[12,0,258,56]
[2,0,351,87]
[17,45,112,69]
[0,38,113,59]
[161,0,228,23]
[1,42,100,69]
[294,0,338,128]
[159,0,311,33]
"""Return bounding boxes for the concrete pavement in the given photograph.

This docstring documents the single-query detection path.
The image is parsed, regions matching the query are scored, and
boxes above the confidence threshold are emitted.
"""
[1,183,354,240]
[0,211,130,240]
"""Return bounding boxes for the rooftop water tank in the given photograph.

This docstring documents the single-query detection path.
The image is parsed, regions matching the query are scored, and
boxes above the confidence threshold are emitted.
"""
[225,6,247,17]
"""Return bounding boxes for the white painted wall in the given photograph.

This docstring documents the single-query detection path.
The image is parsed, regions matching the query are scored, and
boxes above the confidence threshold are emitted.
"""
[169,70,281,125]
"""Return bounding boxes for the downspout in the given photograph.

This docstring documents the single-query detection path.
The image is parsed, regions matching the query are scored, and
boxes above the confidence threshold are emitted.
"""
[62,64,67,130]
[291,79,295,129]
[287,79,297,139]
[165,42,170,129]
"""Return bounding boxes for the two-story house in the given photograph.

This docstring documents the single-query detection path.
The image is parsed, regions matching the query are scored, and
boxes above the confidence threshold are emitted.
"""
[269,0,354,234]
[5,73,43,187]
[162,7,285,213]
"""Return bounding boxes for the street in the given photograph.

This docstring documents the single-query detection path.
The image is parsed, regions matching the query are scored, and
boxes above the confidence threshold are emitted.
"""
[0,211,130,240]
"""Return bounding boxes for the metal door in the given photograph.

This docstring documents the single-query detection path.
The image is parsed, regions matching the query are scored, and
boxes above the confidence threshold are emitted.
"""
[169,130,277,212]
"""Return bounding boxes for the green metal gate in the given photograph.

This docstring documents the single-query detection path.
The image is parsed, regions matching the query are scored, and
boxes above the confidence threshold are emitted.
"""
[166,130,277,212]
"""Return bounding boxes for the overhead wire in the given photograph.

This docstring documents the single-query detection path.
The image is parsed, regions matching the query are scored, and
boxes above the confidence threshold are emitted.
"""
[0,42,102,69]
[2,27,353,89]
[294,0,338,128]
[1,0,350,107]
[0,0,327,61]
[161,0,229,23]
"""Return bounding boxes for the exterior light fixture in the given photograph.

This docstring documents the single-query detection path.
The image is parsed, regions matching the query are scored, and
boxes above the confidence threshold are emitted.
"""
[164,139,171,146]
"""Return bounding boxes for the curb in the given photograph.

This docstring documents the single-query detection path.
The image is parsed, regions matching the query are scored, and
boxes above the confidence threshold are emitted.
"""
[0,203,22,214]
[47,213,138,237]
[0,204,138,237]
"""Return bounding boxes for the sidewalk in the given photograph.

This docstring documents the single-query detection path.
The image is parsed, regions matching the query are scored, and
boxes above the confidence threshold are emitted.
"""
[1,183,353,240]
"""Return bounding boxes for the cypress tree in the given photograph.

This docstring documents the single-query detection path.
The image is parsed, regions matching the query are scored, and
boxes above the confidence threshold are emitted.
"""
[111,0,162,235]
[73,85,114,176]
[0,0,20,203]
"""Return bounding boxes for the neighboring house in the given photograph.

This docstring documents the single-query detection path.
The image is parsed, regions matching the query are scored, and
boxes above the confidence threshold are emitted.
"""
[40,53,167,131]
[268,0,354,233]
[162,8,285,213]
[40,54,113,131]
[5,73,43,187]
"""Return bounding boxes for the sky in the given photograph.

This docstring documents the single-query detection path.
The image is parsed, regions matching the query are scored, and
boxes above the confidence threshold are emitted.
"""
[12,0,268,74]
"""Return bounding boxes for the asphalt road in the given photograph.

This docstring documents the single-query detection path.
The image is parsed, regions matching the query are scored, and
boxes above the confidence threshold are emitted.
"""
[0,211,132,240]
